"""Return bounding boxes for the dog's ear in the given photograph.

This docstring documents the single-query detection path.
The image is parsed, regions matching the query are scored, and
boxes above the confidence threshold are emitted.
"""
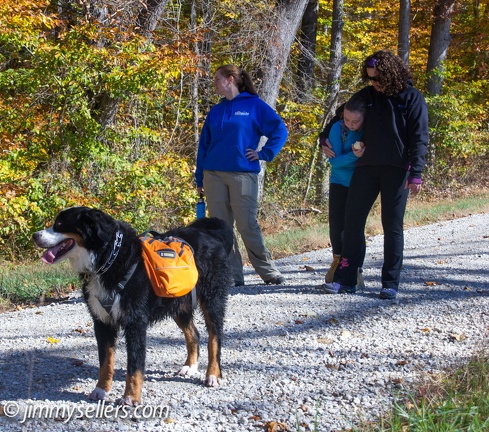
[79,209,114,247]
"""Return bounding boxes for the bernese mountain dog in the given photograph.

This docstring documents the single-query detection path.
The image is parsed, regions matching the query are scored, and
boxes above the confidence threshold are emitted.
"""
[33,206,233,405]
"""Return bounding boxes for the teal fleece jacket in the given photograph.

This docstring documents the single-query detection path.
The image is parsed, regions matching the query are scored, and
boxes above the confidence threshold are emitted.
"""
[195,92,288,188]
[328,120,363,187]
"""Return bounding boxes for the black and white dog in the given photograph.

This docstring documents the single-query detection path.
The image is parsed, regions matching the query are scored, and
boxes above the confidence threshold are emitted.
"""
[33,207,233,405]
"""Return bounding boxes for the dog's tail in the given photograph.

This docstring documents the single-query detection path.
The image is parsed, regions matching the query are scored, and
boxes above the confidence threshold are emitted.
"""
[190,217,233,254]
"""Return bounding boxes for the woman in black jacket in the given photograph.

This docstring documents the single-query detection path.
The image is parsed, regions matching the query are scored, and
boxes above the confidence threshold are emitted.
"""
[320,50,429,299]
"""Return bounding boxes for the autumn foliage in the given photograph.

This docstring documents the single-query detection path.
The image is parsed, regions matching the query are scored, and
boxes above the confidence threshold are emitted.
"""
[0,0,487,258]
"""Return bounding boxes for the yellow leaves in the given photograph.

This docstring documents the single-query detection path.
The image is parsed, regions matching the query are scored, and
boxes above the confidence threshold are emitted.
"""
[46,336,60,344]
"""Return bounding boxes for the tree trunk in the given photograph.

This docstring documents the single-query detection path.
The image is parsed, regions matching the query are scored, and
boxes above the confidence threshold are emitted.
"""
[296,0,319,102]
[398,0,411,64]
[136,0,171,40]
[190,0,214,150]
[256,0,309,202]
[314,0,345,205]
[426,0,456,95]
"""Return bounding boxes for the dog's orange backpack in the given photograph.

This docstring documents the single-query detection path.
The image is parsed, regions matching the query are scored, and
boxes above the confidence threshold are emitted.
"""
[139,232,198,298]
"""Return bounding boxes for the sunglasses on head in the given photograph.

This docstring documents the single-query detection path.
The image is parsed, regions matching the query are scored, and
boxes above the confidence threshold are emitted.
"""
[366,57,379,67]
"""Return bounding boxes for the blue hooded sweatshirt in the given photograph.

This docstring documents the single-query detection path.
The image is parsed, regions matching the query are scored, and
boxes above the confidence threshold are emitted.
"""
[328,120,363,187]
[195,92,288,187]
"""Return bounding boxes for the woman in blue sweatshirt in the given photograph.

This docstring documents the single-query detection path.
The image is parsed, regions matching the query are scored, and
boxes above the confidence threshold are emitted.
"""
[195,64,288,286]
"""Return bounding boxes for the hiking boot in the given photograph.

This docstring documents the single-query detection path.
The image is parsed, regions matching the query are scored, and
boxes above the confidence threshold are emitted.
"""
[379,288,397,300]
[357,268,365,291]
[265,275,286,285]
[323,282,356,294]
[325,254,341,283]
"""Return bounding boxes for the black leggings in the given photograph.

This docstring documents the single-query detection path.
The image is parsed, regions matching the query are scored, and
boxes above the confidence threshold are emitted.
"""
[328,183,349,255]
[334,165,409,289]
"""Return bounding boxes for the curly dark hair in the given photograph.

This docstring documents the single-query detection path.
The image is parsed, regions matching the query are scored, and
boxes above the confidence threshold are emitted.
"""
[361,50,412,96]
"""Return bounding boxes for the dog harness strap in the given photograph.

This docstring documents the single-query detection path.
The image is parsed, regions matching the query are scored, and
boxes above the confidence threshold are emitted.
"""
[191,287,197,309]
[118,262,138,291]
[97,231,124,275]
[100,262,139,315]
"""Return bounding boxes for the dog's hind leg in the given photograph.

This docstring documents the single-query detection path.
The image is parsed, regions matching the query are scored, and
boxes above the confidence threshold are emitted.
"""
[200,303,225,387]
[174,313,200,377]
[89,320,117,401]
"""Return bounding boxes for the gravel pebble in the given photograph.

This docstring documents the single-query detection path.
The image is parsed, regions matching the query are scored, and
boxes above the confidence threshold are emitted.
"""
[1,213,488,431]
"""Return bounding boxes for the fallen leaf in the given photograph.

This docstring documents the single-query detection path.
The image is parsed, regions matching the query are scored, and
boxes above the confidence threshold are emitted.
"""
[424,281,438,286]
[71,360,84,366]
[295,319,304,325]
[300,311,317,318]
[392,377,405,384]
[47,336,60,344]
[74,328,85,334]
[317,337,334,345]
[420,327,431,333]
[304,265,315,271]
[327,318,339,325]
[396,360,408,366]
[265,420,290,432]
[301,257,309,261]
[164,417,176,424]
[449,332,467,342]
[35,311,43,315]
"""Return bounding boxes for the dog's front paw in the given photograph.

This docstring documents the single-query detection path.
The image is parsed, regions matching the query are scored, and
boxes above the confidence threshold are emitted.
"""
[178,363,198,377]
[88,387,106,401]
[205,375,221,387]
[117,396,140,406]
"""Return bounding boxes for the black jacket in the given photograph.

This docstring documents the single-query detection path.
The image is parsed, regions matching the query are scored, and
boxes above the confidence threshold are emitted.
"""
[321,84,429,180]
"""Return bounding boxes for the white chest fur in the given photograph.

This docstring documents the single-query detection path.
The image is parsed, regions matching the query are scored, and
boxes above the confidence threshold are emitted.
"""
[84,277,122,323]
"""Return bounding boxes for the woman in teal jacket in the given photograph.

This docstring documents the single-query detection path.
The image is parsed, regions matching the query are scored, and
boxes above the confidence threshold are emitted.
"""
[195,64,288,286]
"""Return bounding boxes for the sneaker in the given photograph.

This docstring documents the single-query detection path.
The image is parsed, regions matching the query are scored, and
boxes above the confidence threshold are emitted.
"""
[264,275,286,285]
[323,282,356,294]
[379,288,397,299]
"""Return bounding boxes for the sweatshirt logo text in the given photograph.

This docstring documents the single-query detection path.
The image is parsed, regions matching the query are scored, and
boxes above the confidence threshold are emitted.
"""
[234,111,250,116]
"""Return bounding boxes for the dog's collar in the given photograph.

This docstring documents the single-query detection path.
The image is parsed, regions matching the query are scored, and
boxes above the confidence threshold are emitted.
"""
[97,231,123,275]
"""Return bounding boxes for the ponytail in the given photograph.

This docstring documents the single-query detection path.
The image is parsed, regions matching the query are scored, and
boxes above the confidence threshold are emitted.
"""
[215,65,258,95]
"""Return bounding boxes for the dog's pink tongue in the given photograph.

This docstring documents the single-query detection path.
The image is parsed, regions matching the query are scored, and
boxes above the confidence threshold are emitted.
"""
[41,249,56,264]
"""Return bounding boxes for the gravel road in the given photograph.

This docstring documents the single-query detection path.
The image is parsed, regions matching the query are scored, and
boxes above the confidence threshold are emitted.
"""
[1,213,488,431]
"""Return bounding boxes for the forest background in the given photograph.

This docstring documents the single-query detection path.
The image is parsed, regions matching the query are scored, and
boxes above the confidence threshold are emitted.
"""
[0,0,488,261]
